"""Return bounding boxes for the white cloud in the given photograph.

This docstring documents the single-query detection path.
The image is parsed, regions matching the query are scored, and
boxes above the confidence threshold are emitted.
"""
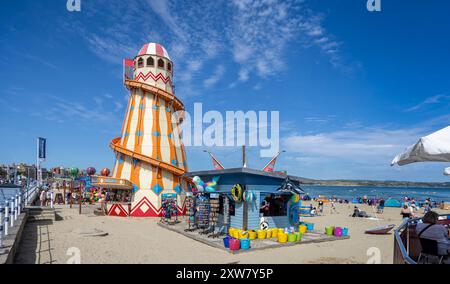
[405,93,450,112]
[73,0,355,93]
[203,65,225,88]
[283,126,430,165]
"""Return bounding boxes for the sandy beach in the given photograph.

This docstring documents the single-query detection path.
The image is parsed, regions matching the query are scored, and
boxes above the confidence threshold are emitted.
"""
[14,200,446,264]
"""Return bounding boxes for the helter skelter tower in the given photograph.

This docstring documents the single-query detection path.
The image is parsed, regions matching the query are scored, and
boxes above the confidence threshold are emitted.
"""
[110,43,188,217]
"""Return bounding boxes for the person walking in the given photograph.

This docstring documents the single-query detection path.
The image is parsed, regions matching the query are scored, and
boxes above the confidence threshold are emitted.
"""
[39,190,46,206]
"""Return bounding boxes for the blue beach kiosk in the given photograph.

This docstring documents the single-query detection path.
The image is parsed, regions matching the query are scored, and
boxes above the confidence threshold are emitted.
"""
[184,167,304,231]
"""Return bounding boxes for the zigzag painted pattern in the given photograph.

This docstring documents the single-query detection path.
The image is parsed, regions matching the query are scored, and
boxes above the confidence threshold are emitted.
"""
[135,71,172,86]
[130,196,185,217]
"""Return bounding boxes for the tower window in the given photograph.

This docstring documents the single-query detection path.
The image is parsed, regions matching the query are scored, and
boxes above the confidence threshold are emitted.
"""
[158,58,165,69]
[167,62,172,72]
[137,57,144,68]
[147,57,154,67]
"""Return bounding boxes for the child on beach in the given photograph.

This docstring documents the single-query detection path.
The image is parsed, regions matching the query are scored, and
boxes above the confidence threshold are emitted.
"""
[330,201,338,214]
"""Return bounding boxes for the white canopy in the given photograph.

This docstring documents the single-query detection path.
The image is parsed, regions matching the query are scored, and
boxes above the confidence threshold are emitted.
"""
[444,167,450,176]
[391,126,450,166]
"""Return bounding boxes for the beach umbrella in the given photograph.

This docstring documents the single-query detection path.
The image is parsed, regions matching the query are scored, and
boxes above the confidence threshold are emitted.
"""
[444,167,450,176]
[391,126,450,166]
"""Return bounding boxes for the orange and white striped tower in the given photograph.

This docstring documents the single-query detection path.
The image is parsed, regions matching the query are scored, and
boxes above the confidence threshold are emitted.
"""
[110,43,188,217]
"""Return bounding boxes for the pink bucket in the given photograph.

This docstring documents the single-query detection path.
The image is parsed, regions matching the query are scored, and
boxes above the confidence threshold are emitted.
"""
[229,239,241,251]
[333,227,343,237]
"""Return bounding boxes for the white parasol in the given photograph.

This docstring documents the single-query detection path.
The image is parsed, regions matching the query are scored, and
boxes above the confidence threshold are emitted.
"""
[391,126,450,167]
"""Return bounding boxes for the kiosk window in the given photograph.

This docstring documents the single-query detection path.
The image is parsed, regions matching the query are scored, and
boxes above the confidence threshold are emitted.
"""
[260,193,288,216]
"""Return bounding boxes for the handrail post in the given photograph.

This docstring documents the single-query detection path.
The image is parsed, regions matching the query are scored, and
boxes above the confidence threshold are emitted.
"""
[4,204,8,236]
[10,198,14,227]
[14,195,18,221]
[18,193,22,215]
[0,205,4,248]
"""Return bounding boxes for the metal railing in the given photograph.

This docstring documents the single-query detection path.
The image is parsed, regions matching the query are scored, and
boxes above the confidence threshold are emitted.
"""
[393,213,450,264]
[0,184,39,249]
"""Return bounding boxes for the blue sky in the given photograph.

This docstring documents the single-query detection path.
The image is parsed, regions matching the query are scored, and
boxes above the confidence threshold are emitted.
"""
[1,0,449,182]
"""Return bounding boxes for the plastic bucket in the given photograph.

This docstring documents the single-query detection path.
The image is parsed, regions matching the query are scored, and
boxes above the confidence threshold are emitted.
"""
[223,236,232,248]
[229,228,236,237]
[288,233,297,242]
[229,239,240,251]
[271,229,278,238]
[325,226,334,236]
[257,230,267,239]
[306,223,314,231]
[299,225,307,234]
[342,227,349,236]
[278,233,288,243]
[248,230,257,240]
[266,230,272,238]
[240,230,249,239]
[334,227,342,237]
[296,232,302,241]
[240,238,251,250]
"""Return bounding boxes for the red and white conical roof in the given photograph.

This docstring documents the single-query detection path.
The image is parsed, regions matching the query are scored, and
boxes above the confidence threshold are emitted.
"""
[137,43,171,61]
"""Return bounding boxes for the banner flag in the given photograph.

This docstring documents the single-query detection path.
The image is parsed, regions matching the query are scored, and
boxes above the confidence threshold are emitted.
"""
[124,59,134,81]
[38,137,46,159]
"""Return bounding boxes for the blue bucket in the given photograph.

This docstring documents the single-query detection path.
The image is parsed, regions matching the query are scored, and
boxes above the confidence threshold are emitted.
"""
[306,223,314,231]
[342,228,349,236]
[240,238,251,250]
[223,236,232,248]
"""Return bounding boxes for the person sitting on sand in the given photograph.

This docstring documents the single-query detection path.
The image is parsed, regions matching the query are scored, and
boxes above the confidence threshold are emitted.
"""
[310,207,317,216]
[401,205,414,219]
[352,206,368,218]
[416,211,450,257]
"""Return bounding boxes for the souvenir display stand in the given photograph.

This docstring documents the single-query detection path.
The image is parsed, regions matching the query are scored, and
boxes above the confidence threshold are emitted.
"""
[208,193,221,238]
[161,194,179,224]
[184,192,196,232]
[196,195,211,234]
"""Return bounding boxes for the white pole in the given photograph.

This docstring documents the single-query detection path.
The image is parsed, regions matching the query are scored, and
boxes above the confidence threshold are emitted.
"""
[4,204,8,236]
[50,191,54,209]
[37,138,41,187]
[18,194,22,214]
[0,206,4,247]
[14,195,18,221]
[9,198,14,228]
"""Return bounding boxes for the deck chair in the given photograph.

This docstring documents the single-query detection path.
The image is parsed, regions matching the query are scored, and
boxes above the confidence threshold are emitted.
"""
[417,238,446,264]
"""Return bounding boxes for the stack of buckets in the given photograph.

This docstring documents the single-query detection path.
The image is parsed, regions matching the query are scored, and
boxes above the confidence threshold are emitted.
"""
[325,226,349,237]
[225,223,319,250]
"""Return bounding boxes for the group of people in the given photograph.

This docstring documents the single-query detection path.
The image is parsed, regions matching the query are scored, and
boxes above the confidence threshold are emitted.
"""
[39,188,53,207]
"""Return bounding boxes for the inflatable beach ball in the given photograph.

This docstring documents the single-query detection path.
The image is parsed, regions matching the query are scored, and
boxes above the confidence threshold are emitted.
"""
[101,168,110,176]
[86,167,96,176]
[70,167,79,178]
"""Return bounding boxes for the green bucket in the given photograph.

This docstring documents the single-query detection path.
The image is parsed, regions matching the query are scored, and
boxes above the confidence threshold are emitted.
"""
[288,233,297,242]
[325,226,334,236]
[296,232,302,241]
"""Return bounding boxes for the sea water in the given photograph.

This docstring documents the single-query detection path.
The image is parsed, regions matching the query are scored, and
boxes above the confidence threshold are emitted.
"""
[301,185,450,202]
